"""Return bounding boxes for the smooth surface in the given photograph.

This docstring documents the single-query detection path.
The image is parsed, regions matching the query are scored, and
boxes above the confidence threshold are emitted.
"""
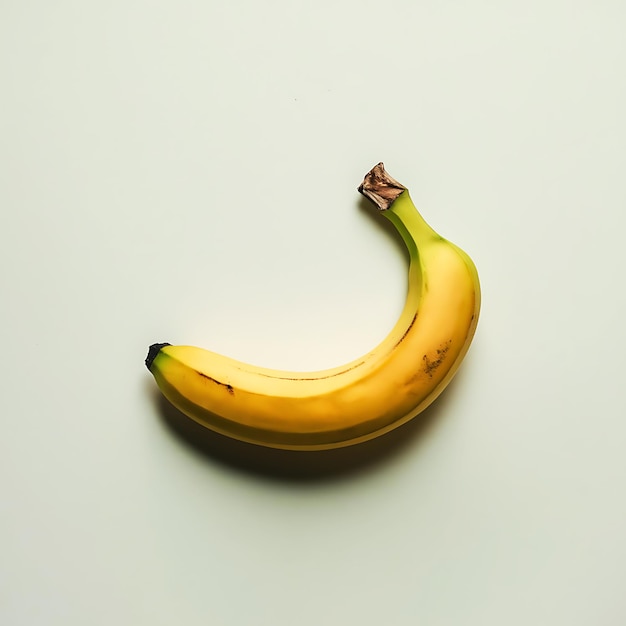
[1,1,625,624]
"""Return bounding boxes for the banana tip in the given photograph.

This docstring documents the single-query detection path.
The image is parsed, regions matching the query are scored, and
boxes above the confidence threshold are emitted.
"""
[145,342,171,370]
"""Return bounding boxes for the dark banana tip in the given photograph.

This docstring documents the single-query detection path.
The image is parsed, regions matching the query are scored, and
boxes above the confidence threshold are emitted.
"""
[145,342,171,370]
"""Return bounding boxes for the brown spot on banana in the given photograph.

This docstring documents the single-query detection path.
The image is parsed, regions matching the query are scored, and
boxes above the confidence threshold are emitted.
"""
[197,371,235,395]
[395,312,418,348]
[422,340,452,378]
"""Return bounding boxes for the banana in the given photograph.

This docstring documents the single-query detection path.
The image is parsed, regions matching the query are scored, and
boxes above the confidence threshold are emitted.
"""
[146,163,480,451]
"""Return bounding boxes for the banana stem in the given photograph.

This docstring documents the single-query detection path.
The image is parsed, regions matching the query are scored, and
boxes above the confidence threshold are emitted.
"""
[359,163,440,251]
[358,162,406,211]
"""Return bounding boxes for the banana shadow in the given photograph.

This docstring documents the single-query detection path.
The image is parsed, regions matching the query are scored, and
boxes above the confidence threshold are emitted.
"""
[150,366,467,484]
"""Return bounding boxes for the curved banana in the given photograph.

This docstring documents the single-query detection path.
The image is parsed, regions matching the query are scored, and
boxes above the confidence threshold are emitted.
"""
[146,163,480,451]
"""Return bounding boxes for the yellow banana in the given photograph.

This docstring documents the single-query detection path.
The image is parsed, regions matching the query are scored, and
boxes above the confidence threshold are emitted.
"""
[146,163,480,451]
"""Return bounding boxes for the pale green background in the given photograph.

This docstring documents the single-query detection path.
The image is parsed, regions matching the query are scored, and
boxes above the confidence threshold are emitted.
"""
[2,1,625,624]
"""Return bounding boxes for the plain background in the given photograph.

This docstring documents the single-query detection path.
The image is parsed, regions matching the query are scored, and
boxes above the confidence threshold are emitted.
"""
[2,1,625,624]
